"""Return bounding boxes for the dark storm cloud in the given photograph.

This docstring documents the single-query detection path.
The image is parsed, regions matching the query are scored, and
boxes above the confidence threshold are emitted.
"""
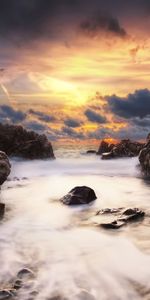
[62,126,85,139]
[25,120,48,132]
[64,117,82,128]
[85,109,107,124]
[107,89,150,119]
[80,11,127,38]
[29,109,56,123]
[0,105,26,123]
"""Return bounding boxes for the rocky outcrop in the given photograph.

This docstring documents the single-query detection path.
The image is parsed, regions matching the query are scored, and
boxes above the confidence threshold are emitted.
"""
[139,139,150,177]
[95,207,145,229]
[0,123,55,159]
[60,186,97,205]
[101,139,143,159]
[0,151,11,185]
[97,140,114,155]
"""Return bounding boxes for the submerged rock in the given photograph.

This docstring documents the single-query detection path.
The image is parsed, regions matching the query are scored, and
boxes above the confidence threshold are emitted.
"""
[60,186,97,205]
[95,207,145,230]
[17,268,35,280]
[86,150,97,154]
[0,151,11,185]
[0,123,55,159]
[0,289,15,299]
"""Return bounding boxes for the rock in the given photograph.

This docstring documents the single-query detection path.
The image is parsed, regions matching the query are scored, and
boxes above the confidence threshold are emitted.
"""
[60,186,97,205]
[139,140,150,176]
[0,203,5,219]
[101,152,114,160]
[0,151,11,185]
[17,268,35,280]
[97,140,114,155]
[0,290,15,299]
[0,123,55,159]
[101,139,143,160]
[95,207,145,230]
[86,150,97,154]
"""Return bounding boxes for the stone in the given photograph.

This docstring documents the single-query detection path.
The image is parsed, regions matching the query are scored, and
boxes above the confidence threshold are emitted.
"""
[101,139,144,160]
[139,140,150,176]
[0,123,55,160]
[97,140,114,155]
[95,207,145,230]
[0,203,5,219]
[17,268,35,280]
[86,150,97,154]
[60,186,97,205]
[0,152,11,185]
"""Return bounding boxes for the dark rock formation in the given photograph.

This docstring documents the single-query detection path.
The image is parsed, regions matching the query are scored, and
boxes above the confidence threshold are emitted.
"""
[101,139,143,159]
[139,140,150,176]
[0,203,5,220]
[60,186,97,205]
[97,140,114,155]
[95,207,145,230]
[0,151,11,185]
[86,150,97,154]
[0,123,55,159]
[0,289,16,299]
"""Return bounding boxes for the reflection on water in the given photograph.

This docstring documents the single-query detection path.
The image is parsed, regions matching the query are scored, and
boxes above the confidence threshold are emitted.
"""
[0,147,150,299]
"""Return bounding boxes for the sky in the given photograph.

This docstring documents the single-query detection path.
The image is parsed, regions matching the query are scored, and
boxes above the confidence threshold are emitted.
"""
[0,0,150,143]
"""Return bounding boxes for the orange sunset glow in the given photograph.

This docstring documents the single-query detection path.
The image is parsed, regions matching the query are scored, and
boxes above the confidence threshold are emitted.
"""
[0,0,150,143]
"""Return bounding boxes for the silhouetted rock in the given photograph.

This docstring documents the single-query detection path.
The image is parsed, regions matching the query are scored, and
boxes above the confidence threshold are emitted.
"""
[0,151,11,185]
[0,203,5,219]
[139,140,150,176]
[86,150,97,154]
[95,207,145,230]
[97,140,114,155]
[0,123,55,159]
[60,186,97,205]
[101,139,143,159]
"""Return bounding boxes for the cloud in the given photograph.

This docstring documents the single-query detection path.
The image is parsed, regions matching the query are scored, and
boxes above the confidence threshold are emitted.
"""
[85,109,107,123]
[0,105,26,123]
[80,11,127,38]
[25,121,48,132]
[107,89,150,119]
[29,109,56,123]
[61,126,85,139]
[64,117,82,128]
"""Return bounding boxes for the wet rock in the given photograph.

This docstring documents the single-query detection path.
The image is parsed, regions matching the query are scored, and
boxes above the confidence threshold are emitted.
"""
[0,123,55,160]
[0,151,11,185]
[95,207,145,230]
[17,268,35,280]
[139,140,150,177]
[86,150,97,154]
[60,186,97,205]
[0,290,15,299]
[97,140,114,155]
[0,203,5,219]
[101,139,143,160]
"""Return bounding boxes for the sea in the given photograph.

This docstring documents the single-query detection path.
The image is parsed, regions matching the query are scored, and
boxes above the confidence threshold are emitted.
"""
[0,145,150,300]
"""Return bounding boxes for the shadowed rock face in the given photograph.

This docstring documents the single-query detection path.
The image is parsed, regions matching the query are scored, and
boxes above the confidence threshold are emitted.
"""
[98,139,144,159]
[0,151,11,185]
[139,135,150,177]
[60,186,97,205]
[0,123,55,159]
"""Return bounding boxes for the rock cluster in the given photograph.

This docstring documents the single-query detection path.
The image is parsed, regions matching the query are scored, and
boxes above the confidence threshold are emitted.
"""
[60,186,97,205]
[97,139,143,159]
[95,207,145,229]
[0,151,11,219]
[139,133,150,176]
[0,123,55,159]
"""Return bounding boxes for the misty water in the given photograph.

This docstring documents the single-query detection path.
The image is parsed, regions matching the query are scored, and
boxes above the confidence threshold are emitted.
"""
[0,147,150,300]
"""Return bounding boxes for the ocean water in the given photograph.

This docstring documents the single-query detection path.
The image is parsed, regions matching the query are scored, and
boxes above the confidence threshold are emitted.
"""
[0,147,150,300]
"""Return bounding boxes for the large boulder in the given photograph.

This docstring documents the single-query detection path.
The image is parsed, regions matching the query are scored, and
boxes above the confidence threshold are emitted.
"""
[97,140,114,155]
[0,151,11,185]
[139,140,150,176]
[0,123,55,159]
[101,139,143,159]
[60,186,97,205]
